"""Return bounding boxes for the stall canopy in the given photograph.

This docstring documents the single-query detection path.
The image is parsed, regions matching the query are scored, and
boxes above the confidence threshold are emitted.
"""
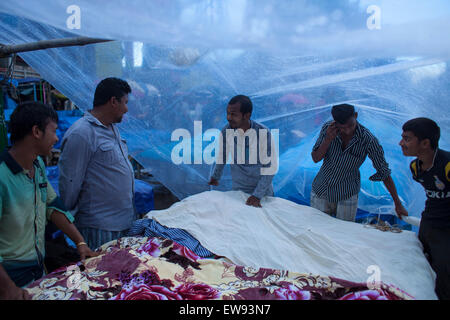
[1,1,449,225]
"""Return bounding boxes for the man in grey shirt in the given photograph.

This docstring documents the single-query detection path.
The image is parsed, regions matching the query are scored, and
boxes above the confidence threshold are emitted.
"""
[58,77,136,249]
[208,95,277,207]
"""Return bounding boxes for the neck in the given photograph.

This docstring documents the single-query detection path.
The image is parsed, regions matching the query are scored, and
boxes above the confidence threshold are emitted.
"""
[239,120,251,132]
[9,143,38,171]
[90,108,112,127]
[418,148,437,170]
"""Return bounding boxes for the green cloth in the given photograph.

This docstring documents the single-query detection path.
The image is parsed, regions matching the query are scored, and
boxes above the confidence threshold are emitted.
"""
[0,151,74,263]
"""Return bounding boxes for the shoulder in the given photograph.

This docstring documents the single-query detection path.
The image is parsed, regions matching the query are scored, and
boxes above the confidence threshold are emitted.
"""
[409,158,419,177]
[437,149,450,161]
[221,123,230,133]
[358,124,381,147]
[358,123,376,139]
[63,117,95,143]
[436,149,450,181]
[252,121,271,132]
[313,121,332,136]
[323,120,333,129]
[66,116,91,134]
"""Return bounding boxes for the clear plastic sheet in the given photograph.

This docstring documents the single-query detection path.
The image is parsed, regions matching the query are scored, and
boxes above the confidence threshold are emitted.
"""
[1,1,449,227]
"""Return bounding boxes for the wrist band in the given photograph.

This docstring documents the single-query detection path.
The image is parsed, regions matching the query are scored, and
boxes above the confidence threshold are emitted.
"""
[76,241,87,247]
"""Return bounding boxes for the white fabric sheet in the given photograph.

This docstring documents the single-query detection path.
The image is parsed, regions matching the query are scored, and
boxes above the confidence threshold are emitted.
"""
[147,190,437,299]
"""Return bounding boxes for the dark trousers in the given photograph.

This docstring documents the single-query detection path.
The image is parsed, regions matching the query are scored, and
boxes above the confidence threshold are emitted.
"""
[418,218,450,300]
[2,260,44,288]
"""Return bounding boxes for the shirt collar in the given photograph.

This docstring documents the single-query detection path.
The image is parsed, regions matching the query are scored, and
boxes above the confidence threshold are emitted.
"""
[84,110,109,128]
[417,148,440,173]
[0,149,40,175]
[354,122,363,139]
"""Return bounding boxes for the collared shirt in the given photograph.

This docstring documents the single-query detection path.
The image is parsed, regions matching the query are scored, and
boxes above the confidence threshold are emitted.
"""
[211,120,275,199]
[410,148,450,228]
[58,111,135,232]
[0,150,74,264]
[312,121,391,203]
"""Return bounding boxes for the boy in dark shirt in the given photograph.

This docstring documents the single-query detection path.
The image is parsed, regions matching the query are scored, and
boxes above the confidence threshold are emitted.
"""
[399,117,450,300]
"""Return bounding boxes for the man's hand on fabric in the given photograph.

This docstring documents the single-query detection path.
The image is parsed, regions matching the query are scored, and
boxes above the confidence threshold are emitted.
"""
[395,203,409,220]
[0,285,30,300]
[77,244,100,262]
[246,195,262,208]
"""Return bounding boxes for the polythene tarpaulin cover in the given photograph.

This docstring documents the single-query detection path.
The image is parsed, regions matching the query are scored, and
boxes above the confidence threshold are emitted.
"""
[1,1,449,227]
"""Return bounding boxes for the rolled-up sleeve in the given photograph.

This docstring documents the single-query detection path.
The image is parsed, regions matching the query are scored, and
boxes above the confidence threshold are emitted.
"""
[252,129,275,199]
[58,133,92,212]
[46,182,74,223]
[252,175,274,200]
[367,135,391,181]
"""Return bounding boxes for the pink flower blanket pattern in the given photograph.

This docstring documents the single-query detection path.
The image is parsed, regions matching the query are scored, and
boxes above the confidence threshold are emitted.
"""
[25,237,413,300]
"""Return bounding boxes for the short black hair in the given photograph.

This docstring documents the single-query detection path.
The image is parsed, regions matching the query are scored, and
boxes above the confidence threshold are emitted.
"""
[93,77,132,107]
[331,104,355,124]
[228,95,253,115]
[402,117,440,150]
[8,101,58,144]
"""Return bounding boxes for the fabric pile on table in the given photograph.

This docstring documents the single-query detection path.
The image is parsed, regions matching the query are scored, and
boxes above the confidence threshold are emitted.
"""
[25,236,412,300]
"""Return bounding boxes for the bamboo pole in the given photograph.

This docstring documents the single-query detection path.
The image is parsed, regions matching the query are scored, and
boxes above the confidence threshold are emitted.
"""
[0,37,112,58]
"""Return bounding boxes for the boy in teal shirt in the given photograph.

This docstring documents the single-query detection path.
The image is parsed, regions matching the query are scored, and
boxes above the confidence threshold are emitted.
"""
[0,101,98,300]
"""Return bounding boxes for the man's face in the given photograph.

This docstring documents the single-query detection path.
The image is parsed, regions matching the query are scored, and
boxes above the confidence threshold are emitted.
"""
[37,120,58,156]
[112,94,129,123]
[399,130,421,156]
[335,116,357,137]
[226,103,249,129]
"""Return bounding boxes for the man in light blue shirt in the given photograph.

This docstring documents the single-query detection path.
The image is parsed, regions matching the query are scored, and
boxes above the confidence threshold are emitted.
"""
[208,95,277,207]
[59,78,136,249]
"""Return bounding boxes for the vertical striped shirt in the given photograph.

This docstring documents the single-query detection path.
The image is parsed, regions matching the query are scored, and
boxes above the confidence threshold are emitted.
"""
[311,121,391,203]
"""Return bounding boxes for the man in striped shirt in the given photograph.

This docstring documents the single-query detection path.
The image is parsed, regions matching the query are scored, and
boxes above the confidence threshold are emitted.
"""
[310,104,407,222]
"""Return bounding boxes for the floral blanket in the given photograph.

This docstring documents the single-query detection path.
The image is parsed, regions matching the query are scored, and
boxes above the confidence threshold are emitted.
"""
[26,237,413,300]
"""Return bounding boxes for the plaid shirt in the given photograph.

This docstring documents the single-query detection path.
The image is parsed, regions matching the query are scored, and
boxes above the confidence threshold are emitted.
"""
[311,121,391,203]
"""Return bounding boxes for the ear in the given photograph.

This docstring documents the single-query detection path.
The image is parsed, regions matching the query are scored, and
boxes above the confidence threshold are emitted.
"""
[420,138,432,150]
[31,125,43,139]
[108,96,118,107]
[354,112,358,120]
[244,112,251,121]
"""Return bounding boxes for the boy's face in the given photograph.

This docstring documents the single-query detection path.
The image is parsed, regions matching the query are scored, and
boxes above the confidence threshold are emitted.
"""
[399,130,421,156]
[36,120,59,156]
